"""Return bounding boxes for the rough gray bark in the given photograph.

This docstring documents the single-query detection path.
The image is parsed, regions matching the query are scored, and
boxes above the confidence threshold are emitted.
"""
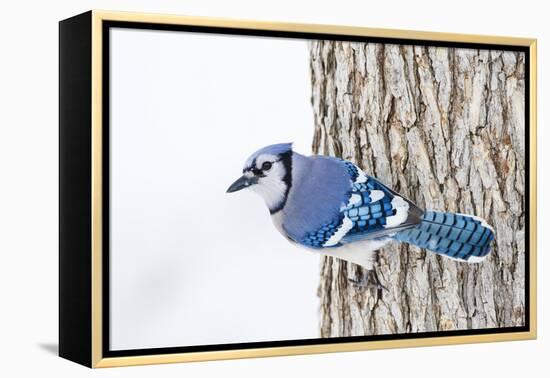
[309,41,525,337]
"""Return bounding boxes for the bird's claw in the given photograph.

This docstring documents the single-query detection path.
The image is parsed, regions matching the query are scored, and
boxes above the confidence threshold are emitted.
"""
[348,269,387,296]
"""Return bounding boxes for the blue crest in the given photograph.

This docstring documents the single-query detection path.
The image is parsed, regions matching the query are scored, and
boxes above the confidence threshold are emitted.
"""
[244,143,293,169]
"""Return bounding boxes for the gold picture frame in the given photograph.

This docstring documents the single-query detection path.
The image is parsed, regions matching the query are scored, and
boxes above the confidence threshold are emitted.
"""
[59,9,537,368]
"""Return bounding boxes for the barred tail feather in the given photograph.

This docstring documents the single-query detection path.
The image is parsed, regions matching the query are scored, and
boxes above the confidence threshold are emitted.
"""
[393,211,495,262]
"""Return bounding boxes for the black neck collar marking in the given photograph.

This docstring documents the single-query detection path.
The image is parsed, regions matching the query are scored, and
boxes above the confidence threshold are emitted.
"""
[269,150,293,215]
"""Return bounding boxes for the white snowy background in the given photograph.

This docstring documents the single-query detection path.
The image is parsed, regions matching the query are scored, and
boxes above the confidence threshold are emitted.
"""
[110,28,319,350]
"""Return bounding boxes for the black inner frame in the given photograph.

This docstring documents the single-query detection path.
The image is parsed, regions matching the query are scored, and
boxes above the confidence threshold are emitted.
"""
[102,20,531,358]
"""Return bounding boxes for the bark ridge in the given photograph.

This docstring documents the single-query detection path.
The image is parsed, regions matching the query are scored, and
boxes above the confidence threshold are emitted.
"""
[309,41,525,337]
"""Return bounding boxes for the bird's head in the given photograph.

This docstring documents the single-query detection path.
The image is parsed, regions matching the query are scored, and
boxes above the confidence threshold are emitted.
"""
[226,143,293,214]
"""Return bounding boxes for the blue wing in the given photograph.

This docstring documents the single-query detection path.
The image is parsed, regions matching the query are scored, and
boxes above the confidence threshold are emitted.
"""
[341,174,411,242]
[300,161,423,248]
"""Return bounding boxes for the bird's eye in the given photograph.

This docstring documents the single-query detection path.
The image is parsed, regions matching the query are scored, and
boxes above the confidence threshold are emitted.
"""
[262,161,272,171]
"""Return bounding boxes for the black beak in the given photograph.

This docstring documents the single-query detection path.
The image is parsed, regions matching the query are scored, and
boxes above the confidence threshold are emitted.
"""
[226,175,257,193]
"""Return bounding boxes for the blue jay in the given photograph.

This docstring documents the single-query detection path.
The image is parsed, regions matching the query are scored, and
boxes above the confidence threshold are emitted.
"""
[227,143,494,290]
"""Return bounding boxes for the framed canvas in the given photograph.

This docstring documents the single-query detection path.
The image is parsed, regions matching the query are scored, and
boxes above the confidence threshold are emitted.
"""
[59,10,537,368]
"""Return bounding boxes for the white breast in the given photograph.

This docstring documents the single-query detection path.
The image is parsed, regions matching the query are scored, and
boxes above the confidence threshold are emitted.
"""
[270,211,286,237]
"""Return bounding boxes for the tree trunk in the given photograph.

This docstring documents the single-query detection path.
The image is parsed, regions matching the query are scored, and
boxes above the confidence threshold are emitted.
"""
[309,41,526,337]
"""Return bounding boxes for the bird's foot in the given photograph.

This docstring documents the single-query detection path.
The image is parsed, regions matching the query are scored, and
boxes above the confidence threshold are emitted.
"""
[348,269,387,297]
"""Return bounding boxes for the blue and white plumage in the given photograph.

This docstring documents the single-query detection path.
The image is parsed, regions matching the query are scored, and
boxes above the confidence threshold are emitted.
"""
[227,143,495,287]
